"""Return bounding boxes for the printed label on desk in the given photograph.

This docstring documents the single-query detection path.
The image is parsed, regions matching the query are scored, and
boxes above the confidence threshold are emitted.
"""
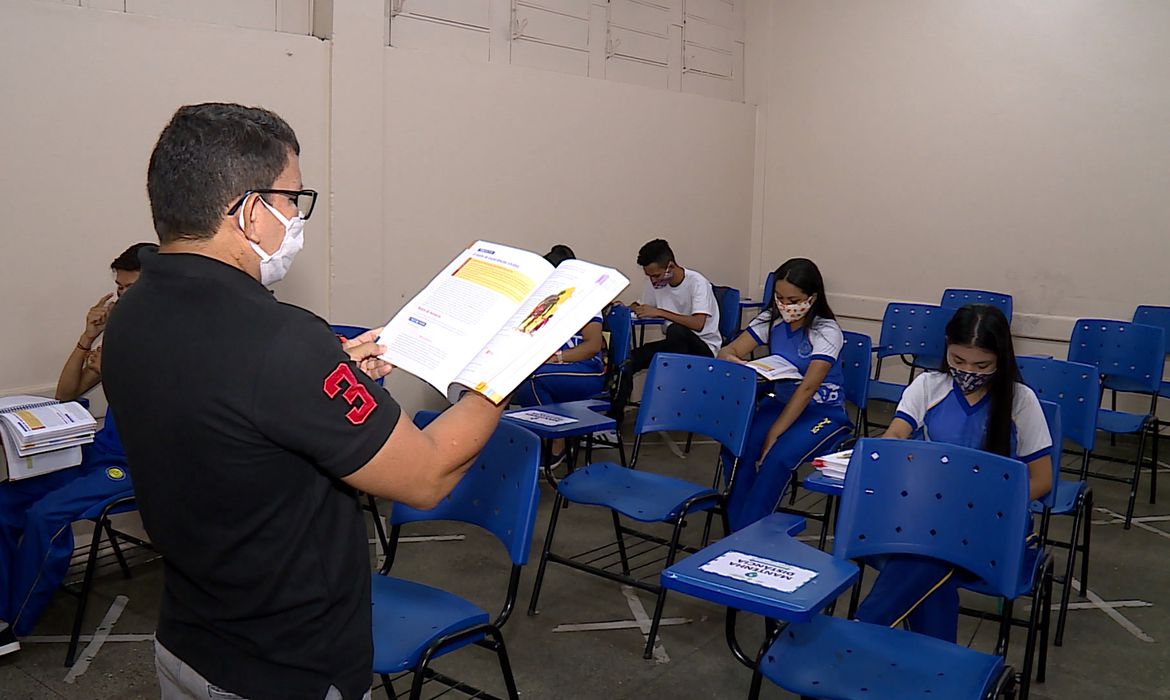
[699,551,817,593]
[507,410,579,427]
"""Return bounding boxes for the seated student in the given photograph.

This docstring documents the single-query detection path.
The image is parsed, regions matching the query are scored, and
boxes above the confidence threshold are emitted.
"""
[855,304,1053,643]
[513,245,606,408]
[716,258,852,531]
[616,239,722,409]
[0,243,153,655]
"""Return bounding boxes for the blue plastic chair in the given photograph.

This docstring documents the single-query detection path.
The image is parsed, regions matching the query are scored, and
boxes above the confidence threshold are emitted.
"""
[1067,319,1164,528]
[1133,304,1170,449]
[712,285,743,345]
[527,354,759,659]
[941,289,1014,324]
[841,330,873,436]
[65,493,144,667]
[869,303,952,406]
[740,271,776,311]
[952,401,1058,695]
[1018,357,1099,646]
[754,439,1031,700]
[372,412,541,700]
[782,331,872,550]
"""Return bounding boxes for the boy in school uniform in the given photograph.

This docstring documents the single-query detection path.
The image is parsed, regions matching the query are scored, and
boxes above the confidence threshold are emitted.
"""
[0,242,153,655]
[615,239,722,411]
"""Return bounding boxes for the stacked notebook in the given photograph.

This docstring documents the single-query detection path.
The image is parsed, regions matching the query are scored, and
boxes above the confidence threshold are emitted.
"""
[812,449,852,480]
[1,395,96,480]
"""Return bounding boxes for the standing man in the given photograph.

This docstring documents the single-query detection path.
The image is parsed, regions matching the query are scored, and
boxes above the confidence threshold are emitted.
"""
[616,238,722,410]
[103,103,505,700]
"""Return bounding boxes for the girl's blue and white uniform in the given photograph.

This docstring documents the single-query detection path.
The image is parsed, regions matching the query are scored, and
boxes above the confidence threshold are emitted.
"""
[855,371,1052,642]
[723,312,853,531]
[513,316,606,407]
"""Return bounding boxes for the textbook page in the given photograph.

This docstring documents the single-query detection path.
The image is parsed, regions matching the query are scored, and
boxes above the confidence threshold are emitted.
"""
[453,260,629,403]
[745,355,804,382]
[377,243,553,397]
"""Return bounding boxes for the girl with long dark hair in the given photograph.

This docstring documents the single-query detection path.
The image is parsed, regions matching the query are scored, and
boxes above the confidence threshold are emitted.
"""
[855,304,1053,641]
[717,258,853,531]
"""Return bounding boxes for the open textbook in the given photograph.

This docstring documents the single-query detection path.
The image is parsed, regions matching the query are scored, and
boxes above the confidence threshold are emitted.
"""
[745,355,804,382]
[377,242,629,404]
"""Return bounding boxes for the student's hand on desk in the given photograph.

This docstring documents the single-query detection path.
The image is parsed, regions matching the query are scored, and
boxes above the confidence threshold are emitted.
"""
[631,304,662,319]
[343,327,394,381]
[83,293,114,343]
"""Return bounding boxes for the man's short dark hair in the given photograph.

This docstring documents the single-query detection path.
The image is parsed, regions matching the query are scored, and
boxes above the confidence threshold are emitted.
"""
[637,239,674,267]
[111,242,159,272]
[147,103,301,243]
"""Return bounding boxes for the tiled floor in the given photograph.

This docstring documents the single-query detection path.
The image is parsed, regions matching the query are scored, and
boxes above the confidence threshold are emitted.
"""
[3,422,1168,699]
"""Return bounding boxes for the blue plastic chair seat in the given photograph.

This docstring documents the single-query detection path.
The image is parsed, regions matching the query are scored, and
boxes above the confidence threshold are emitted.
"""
[370,574,490,674]
[867,379,907,404]
[802,471,845,496]
[761,615,1004,700]
[556,463,717,522]
[78,491,137,520]
[1030,479,1086,517]
[962,545,1043,600]
[1161,380,1170,399]
[1096,408,1148,435]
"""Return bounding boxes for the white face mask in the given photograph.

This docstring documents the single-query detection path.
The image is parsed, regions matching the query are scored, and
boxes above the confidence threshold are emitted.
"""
[777,295,815,324]
[240,195,305,286]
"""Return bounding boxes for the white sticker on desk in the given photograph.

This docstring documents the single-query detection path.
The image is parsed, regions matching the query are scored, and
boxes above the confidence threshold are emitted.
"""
[698,551,818,594]
[507,410,579,427]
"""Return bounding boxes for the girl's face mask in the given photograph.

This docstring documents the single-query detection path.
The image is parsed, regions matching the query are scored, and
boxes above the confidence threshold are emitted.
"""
[950,366,996,394]
[776,294,815,323]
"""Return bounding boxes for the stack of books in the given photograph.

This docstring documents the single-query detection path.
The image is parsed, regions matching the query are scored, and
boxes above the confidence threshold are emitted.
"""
[812,449,852,481]
[1,396,97,480]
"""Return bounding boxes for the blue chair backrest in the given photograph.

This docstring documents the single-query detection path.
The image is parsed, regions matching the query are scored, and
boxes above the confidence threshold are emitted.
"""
[1067,319,1164,394]
[330,324,370,340]
[1036,400,1062,510]
[1017,357,1099,453]
[835,438,1031,598]
[712,285,742,345]
[940,289,1014,324]
[393,412,542,565]
[633,353,757,457]
[875,303,951,362]
[1133,305,1170,360]
[839,331,872,411]
[762,270,776,306]
[604,304,633,368]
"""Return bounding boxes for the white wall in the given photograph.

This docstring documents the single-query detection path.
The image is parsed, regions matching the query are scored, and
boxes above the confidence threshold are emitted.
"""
[368,48,758,409]
[0,0,331,398]
[1,0,759,415]
[748,1,1170,355]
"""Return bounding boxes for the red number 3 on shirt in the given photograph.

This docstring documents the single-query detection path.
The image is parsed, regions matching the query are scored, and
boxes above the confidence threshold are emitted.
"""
[323,363,377,425]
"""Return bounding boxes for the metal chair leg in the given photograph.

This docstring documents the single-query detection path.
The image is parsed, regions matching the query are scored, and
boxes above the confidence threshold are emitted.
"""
[66,515,107,667]
[1081,488,1093,594]
[1123,426,1149,529]
[642,514,688,659]
[612,510,631,575]
[527,491,564,616]
[380,674,395,699]
[487,626,521,700]
[1054,491,1084,647]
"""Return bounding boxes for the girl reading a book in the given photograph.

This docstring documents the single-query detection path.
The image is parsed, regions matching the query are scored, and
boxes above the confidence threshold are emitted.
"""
[854,304,1053,642]
[716,258,852,531]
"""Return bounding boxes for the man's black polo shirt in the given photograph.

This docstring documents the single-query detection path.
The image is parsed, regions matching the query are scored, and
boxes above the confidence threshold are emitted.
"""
[103,251,398,700]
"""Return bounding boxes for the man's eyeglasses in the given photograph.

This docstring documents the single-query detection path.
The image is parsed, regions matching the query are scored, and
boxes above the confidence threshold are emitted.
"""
[227,189,318,221]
